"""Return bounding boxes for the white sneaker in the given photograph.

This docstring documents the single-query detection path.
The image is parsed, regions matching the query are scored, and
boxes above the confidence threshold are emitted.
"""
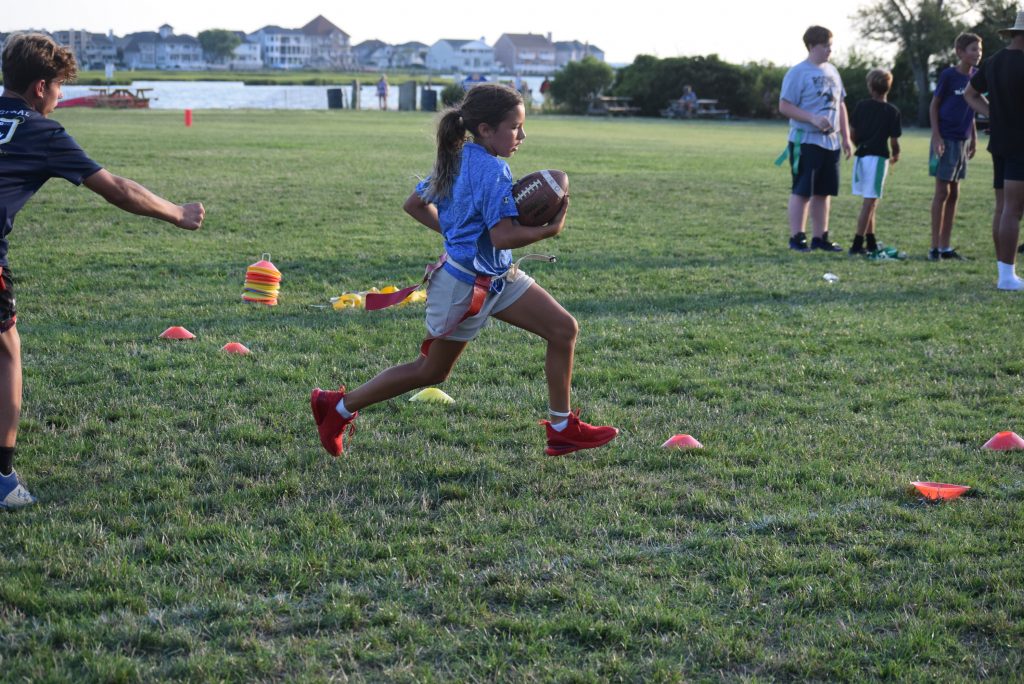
[997,277,1024,291]
[0,470,37,510]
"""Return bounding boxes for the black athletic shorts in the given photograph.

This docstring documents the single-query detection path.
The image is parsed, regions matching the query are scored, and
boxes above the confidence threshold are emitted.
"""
[790,142,840,197]
[992,154,1024,190]
[0,266,16,334]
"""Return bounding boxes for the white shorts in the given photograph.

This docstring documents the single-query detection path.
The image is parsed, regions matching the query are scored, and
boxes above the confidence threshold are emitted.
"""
[424,266,535,342]
[852,155,889,199]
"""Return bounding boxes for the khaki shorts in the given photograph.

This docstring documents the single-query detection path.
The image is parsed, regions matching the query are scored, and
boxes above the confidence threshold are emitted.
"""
[425,266,535,342]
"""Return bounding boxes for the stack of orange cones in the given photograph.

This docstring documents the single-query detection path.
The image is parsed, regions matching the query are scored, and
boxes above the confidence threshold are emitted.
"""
[243,254,281,306]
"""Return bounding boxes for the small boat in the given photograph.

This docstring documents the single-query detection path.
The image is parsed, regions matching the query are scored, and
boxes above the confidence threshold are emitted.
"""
[58,87,152,109]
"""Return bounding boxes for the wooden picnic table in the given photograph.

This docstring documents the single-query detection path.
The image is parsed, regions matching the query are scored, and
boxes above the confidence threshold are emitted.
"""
[694,99,730,119]
[587,96,640,116]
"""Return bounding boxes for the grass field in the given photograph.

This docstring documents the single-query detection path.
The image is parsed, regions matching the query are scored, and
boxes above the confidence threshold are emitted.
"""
[2,109,1022,681]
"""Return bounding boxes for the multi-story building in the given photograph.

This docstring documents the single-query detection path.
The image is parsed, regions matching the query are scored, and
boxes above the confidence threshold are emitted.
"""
[250,16,351,70]
[555,40,605,67]
[426,39,495,73]
[51,30,118,69]
[494,33,557,75]
[122,25,205,70]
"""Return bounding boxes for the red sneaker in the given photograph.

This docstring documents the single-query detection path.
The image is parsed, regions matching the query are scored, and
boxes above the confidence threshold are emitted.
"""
[310,387,357,457]
[542,410,619,456]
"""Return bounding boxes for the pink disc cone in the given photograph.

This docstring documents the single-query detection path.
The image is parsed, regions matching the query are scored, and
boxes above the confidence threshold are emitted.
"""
[159,326,195,340]
[662,434,703,449]
[982,431,1024,450]
[221,342,251,355]
[911,481,971,501]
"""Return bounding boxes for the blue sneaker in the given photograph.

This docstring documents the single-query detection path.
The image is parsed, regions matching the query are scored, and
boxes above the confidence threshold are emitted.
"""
[0,470,37,510]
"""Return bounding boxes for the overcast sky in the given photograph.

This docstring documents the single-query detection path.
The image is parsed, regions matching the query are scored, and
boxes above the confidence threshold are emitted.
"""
[5,0,883,66]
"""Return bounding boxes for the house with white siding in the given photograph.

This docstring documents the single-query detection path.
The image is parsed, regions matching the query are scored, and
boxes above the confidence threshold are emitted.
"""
[555,40,605,66]
[426,39,495,73]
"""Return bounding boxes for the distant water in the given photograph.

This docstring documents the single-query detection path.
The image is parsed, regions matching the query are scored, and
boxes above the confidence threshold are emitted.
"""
[61,76,546,110]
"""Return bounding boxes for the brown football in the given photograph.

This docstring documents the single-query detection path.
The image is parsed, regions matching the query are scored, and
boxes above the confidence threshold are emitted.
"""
[512,170,569,226]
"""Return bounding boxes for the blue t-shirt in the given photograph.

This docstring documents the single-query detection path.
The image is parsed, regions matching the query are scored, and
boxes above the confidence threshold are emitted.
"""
[415,142,519,285]
[780,60,846,151]
[0,96,103,266]
[933,66,976,141]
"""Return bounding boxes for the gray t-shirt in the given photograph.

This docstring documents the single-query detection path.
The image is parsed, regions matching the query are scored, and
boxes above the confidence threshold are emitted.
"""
[780,60,845,151]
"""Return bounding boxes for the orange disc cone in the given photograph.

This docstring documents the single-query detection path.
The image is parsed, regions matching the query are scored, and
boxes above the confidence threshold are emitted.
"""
[159,326,195,340]
[911,481,971,501]
[662,434,703,449]
[221,342,251,355]
[982,431,1024,450]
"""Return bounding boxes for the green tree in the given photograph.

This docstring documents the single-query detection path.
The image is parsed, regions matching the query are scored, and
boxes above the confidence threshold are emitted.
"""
[548,56,614,114]
[968,0,1020,55]
[198,29,242,63]
[855,0,966,126]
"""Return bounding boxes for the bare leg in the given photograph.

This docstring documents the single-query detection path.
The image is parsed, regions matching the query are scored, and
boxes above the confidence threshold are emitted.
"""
[343,338,468,412]
[997,181,1024,265]
[0,327,21,449]
[788,194,810,236]
[931,179,950,249]
[493,283,578,415]
[856,198,877,237]
[809,195,831,238]
[994,188,1005,258]
[940,182,959,249]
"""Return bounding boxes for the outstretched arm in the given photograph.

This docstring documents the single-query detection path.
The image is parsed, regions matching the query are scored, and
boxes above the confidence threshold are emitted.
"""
[83,170,204,229]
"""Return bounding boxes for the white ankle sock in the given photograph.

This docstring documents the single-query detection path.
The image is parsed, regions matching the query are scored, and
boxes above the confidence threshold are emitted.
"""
[335,397,353,418]
[997,261,1017,281]
[549,408,570,432]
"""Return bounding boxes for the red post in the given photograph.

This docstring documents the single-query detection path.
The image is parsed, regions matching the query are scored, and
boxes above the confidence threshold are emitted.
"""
[184,109,193,127]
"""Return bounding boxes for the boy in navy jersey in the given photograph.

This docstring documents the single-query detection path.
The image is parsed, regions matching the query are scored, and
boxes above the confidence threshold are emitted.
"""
[928,33,982,261]
[0,33,204,509]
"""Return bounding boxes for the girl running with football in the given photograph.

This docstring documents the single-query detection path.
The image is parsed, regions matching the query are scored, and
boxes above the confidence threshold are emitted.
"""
[310,83,618,457]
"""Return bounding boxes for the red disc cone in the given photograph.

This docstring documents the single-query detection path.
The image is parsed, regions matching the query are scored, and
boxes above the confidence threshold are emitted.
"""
[221,342,251,355]
[982,431,1024,450]
[911,481,971,501]
[661,434,703,449]
[159,326,195,340]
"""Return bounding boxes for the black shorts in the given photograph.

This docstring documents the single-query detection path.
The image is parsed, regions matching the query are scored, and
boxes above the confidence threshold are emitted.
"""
[0,266,15,334]
[790,142,840,197]
[992,154,1024,190]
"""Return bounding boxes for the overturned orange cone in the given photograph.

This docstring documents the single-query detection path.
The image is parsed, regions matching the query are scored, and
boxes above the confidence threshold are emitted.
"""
[911,481,970,501]
[159,326,195,340]
[662,434,703,449]
[221,342,251,355]
[982,431,1024,450]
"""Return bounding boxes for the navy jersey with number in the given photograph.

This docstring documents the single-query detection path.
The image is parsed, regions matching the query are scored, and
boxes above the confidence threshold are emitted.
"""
[0,96,103,265]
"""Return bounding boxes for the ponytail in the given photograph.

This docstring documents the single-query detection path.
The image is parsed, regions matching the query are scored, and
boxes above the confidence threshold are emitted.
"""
[422,83,524,203]
[423,108,468,203]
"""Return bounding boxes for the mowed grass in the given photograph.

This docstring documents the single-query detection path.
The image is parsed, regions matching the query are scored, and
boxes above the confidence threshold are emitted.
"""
[2,108,1022,681]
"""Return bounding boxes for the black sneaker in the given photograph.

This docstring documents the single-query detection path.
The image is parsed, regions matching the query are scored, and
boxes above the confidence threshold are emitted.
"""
[849,245,868,256]
[928,248,940,261]
[810,234,842,252]
[940,249,968,261]
[1018,243,1024,255]
[789,232,810,252]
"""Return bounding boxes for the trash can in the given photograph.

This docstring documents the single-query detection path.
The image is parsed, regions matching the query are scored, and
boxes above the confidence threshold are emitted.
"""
[420,88,438,112]
[327,88,344,109]
[398,81,417,111]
